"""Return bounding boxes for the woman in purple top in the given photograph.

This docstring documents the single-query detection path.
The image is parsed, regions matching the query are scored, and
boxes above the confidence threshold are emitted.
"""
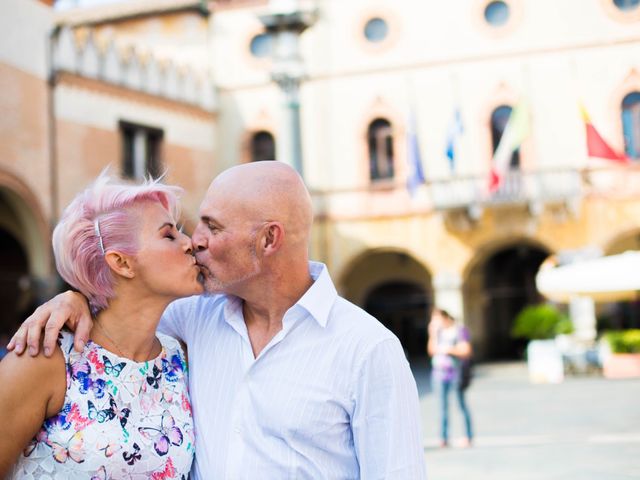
[427,308,474,447]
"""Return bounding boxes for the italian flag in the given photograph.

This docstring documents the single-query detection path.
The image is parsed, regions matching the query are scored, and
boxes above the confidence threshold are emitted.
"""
[488,100,530,193]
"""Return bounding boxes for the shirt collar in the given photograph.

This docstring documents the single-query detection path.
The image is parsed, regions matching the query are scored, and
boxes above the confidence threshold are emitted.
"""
[223,294,248,338]
[222,261,338,330]
[296,261,338,328]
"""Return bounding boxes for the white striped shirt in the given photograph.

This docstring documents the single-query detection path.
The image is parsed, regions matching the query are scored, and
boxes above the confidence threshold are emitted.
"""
[160,262,426,479]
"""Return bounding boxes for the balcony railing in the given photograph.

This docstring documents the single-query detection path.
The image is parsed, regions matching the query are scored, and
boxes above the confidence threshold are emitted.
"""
[309,166,640,221]
[429,168,583,211]
[581,164,640,198]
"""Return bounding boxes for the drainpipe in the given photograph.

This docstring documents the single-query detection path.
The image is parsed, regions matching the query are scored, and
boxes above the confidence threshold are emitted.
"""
[45,25,61,299]
[47,25,60,225]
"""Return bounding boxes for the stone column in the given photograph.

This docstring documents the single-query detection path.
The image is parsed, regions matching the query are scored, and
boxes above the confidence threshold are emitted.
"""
[569,295,597,342]
[432,271,464,322]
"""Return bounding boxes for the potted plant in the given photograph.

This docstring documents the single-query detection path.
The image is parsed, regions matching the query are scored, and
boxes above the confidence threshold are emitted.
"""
[602,329,640,379]
[511,304,574,383]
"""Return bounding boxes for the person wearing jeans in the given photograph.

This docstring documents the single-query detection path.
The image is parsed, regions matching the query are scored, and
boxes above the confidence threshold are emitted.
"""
[428,308,474,447]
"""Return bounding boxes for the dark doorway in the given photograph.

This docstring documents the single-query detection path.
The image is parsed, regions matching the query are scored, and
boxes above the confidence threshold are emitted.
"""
[483,244,549,359]
[0,228,29,337]
[364,282,430,361]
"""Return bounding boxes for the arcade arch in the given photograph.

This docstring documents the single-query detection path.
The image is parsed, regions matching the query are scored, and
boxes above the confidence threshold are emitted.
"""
[604,228,640,255]
[339,249,432,361]
[0,176,51,338]
[600,228,640,330]
[463,238,550,360]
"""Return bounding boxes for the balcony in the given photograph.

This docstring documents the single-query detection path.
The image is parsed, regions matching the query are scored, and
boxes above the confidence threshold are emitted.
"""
[429,168,583,213]
[309,165,639,223]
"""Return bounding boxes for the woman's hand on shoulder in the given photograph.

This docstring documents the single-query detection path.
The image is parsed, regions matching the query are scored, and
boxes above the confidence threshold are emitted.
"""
[0,347,66,476]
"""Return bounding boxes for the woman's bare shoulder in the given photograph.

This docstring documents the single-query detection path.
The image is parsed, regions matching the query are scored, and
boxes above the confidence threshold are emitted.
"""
[0,344,67,414]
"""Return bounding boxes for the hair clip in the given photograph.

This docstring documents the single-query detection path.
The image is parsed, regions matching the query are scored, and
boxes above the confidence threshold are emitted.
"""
[94,219,106,255]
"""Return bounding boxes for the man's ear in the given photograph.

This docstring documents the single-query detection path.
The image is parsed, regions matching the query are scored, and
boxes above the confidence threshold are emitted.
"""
[104,251,135,279]
[261,222,284,256]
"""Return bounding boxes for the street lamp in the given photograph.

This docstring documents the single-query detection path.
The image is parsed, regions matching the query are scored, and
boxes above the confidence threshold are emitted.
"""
[259,0,317,178]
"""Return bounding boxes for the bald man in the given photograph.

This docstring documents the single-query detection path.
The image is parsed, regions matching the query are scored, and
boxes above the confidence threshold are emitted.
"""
[10,162,427,479]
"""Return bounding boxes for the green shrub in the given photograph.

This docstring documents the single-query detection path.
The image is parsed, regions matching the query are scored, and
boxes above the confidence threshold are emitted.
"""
[511,304,573,340]
[604,330,640,354]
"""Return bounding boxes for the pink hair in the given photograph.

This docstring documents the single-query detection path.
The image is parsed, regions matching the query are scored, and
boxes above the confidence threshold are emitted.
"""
[52,172,182,314]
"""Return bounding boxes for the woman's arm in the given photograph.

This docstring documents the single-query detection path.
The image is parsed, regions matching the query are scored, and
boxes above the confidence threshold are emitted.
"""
[427,317,441,356]
[449,327,472,359]
[448,340,472,359]
[427,329,439,356]
[0,347,66,477]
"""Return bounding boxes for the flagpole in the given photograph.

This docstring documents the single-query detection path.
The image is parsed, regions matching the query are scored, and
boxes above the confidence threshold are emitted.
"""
[404,75,426,198]
[521,62,542,212]
[449,69,460,176]
[522,62,537,170]
[569,56,591,166]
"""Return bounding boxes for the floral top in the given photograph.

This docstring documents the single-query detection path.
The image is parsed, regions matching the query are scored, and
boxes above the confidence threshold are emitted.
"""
[10,331,194,480]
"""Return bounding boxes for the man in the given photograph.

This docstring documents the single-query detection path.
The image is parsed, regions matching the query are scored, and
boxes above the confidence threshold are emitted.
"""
[9,162,427,479]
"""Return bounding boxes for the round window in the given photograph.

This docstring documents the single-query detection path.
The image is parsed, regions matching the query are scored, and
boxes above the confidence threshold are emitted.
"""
[364,17,389,43]
[249,33,272,58]
[613,0,640,11]
[484,1,511,27]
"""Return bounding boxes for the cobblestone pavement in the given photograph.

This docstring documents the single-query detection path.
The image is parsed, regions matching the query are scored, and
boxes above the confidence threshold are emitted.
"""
[412,361,640,480]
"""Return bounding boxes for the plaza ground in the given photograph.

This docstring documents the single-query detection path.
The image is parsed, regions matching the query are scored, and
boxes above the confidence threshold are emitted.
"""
[413,361,640,480]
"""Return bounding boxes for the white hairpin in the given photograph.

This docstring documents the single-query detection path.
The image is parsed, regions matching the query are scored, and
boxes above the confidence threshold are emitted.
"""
[94,219,105,255]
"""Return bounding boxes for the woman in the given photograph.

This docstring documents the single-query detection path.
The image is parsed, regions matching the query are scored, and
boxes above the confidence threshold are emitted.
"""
[427,307,474,448]
[0,174,202,478]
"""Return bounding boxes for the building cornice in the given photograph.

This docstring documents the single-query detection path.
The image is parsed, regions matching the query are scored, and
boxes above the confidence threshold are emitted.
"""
[54,71,217,121]
[51,26,217,113]
[55,0,209,28]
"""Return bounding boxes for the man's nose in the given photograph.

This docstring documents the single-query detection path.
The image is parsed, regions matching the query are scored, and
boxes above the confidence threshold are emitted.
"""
[180,232,193,255]
[192,223,207,252]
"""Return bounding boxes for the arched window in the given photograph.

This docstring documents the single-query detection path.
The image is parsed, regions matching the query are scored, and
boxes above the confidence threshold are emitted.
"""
[622,91,640,160]
[491,105,520,168]
[614,0,640,12]
[250,131,276,162]
[368,118,394,181]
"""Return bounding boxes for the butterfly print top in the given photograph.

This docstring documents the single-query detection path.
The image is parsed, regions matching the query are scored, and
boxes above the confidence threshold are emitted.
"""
[10,331,194,480]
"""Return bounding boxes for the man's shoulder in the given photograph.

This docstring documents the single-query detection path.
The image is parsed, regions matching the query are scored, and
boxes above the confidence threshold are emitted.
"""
[327,297,408,375]
[330,296,396,342]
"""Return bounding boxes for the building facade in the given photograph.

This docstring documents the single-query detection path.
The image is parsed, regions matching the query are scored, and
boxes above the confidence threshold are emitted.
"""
[1,0,639,360]
[0,0,218,335]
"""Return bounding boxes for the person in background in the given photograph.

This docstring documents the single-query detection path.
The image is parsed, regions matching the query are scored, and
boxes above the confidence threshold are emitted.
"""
[0,174,201,478]
[428,307,474,448]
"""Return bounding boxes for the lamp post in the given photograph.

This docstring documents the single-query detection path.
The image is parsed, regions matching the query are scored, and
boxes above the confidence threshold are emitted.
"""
[259,0,316,178]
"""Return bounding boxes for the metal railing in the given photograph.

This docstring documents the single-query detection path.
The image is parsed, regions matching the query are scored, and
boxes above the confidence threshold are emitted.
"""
[429,168,583,210]
[309,165,640,219]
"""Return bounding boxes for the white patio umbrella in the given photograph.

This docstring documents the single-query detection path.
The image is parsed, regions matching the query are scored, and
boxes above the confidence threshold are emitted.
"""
[536,250,640,303]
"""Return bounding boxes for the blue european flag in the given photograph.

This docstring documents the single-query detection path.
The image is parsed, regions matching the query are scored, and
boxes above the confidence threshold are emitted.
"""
[445,109,464,173]
[407,113,426,197]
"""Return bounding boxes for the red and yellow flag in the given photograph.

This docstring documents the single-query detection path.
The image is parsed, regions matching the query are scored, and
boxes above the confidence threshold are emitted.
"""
[580,105,629,164]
